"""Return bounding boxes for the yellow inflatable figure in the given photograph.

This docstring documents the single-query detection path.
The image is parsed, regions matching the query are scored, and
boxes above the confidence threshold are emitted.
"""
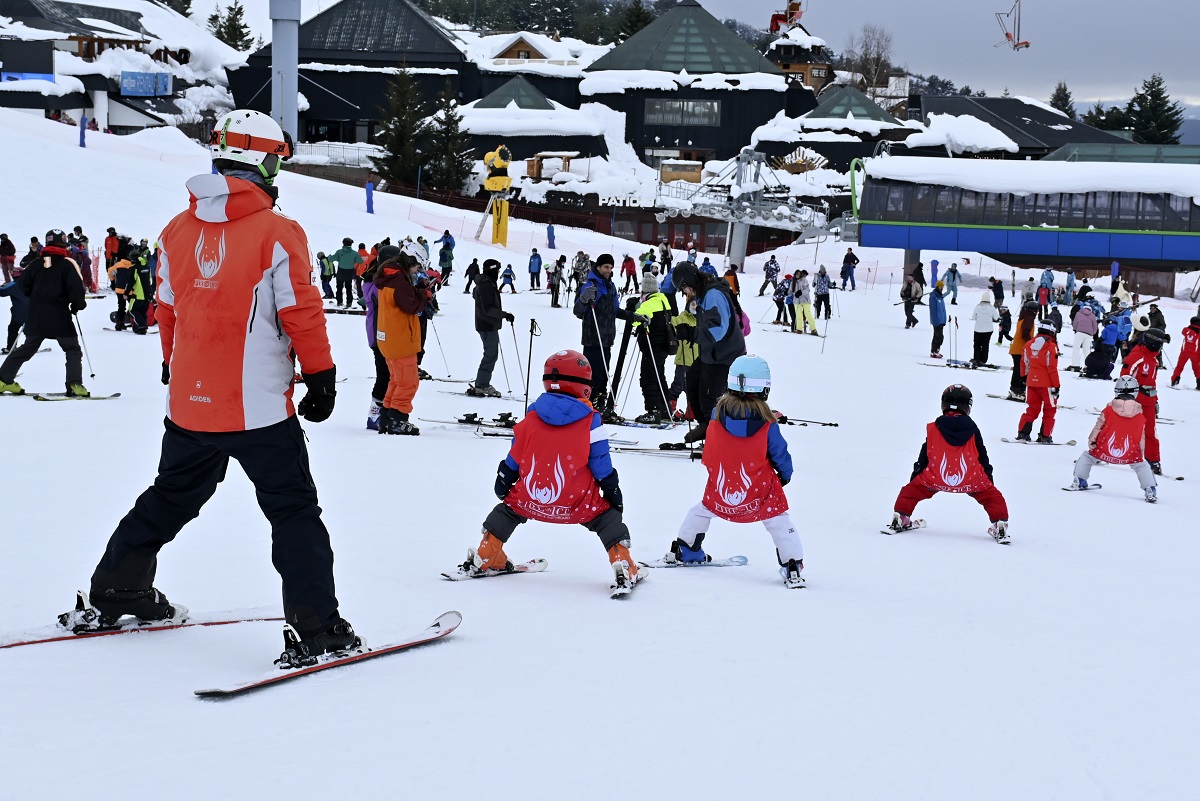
[483,144,513,246]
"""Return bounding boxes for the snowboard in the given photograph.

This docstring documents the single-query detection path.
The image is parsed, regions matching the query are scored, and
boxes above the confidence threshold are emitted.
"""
[881,518,928,535]
[194,611,461,699]
[1001,437,1077,446]
[1,607,282,650]
[441,558,548,581]
[639,555,749,568]
[1062,484,1102,491]
[31,392,121,401]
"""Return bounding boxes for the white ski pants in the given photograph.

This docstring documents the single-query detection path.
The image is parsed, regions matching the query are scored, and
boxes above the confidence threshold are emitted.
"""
[1073,452,1155,490]
[678,503,804,563]
[1072,331,1094,368]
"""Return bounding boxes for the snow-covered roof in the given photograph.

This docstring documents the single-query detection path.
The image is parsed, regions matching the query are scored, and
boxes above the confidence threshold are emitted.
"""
[580,70,787,96]
[458,99,605,138]
[0,14,63,40]
[766,25,826,52]
[298,62,457,75]
[1013,95,1068,118]
[441,25,611,78]
[0,75,85,95]
[903,113,1020,155]
[751,111,864,146]
[864,156,1200,204]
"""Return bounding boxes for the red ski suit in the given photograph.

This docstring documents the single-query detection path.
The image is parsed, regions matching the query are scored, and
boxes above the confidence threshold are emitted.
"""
[1019,333,1060,437]
[1172,324,1200,382]
[1121,343,1161,462]
[894,415,1008,522]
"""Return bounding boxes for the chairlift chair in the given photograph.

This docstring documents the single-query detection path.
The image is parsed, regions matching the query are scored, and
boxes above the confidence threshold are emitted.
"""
[995,1,1031,50]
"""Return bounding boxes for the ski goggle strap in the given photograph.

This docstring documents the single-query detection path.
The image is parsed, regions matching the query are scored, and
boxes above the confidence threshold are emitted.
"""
[208,128,293,159]
[543,369,592,387]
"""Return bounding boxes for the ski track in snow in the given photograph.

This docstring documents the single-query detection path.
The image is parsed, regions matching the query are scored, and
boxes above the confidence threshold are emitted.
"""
[1,108,1198,800]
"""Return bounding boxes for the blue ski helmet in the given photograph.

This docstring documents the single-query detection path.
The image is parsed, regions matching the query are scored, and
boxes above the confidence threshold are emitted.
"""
[727,354,771,397]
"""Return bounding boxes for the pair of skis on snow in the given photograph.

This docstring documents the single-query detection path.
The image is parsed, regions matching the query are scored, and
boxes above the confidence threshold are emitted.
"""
[2,391,122,401]
[881,518,1011,545]
[4,594,461,699]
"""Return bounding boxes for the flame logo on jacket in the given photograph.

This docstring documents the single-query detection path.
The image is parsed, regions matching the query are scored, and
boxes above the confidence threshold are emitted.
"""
[1106,434,1130,458]
[939,453,968,488]
[717,463,752,506]
[524,454,564,505]
[195,230,226,280]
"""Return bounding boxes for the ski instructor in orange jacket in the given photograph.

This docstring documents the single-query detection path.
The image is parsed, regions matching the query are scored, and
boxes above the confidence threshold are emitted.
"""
[72,110,359,665]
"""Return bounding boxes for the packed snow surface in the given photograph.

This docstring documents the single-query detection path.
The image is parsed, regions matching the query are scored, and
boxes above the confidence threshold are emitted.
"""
[2,108,1199,800]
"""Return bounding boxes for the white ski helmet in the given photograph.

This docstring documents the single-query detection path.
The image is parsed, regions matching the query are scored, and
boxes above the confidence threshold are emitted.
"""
[727,354,771,397]
[400,239,430,270]
[1113,375,1138,394]
[209,109,293,183]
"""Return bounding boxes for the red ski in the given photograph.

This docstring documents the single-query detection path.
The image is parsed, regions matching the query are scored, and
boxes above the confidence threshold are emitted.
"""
[1,608,282,649]
[194,611,462,699]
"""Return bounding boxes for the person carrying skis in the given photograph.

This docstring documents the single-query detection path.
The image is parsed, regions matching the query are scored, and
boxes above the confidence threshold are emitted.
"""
[63,110,357,664]
[574,253,638,419]
[840,248,859,291]
[1037,268,1055,319]
[0,229,88,396]
[620,254,639,293]
[813,265,832,320]
[1067,376,1157,502]
[0,232,15,283]
[453,349,640,595]
[1016,320,1061,442]
[944,263,960,305]
[1121,327,1167,475]
[760,256,781,296]
[1170,316,1200,389]
[929,281,948,358]
[793,270,819,334]
[969,293,999,365]
[665,354,805,588]
[468,259,514,398]
[671,261,746,444]
[527,248,542,290]
[463,257,480,295]
[500,263,517,293]
[632,273,672,424]
[900,273,921,330]
[374,241,431,436]
[888,385,1009,543]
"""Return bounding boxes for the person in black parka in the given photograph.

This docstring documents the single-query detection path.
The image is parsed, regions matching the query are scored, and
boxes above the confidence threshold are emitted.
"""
[0,229,88,395]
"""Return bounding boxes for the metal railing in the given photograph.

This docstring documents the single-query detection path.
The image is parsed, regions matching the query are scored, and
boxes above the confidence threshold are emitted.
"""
[294,141,382,168]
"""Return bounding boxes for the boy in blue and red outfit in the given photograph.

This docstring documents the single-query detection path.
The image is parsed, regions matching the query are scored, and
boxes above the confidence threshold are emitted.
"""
[888,384,1011,544]
[454,349,641,595]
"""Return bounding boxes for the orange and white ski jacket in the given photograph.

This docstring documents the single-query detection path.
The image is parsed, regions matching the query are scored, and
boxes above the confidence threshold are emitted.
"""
[156,174,333,432]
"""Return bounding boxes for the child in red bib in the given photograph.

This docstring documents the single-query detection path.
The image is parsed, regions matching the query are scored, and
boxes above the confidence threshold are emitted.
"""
[666,355,805,588]
[454,349,641,595]
[889,384,1011,544]
[1068,375,1157,502]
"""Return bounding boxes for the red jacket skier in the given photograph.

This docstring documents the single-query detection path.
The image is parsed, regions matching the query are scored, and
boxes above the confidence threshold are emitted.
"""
[1170,316,1200,389]
[453,349,641,595]
[1121,327,1168,473]
[1017,320,1061,442]
[889,384,1010,544]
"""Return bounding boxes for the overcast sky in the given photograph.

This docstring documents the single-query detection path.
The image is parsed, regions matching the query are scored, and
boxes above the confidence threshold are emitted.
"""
[705,0,1199,110]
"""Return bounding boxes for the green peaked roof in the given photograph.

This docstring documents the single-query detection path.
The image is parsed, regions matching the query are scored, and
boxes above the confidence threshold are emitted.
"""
[586,0,782,75]
[475,76,555,111]
[808,86,901,124]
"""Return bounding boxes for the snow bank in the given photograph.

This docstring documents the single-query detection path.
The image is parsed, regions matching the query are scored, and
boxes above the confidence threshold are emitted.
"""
[766,26,827,50]
[1014,95,1069,118]
[865,155,1200,203]
[903,113,1020,155]
[122,125,210,156]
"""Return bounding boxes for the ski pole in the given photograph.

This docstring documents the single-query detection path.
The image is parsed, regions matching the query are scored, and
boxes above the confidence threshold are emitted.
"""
[643,332,673,422]
[428,316,451,377]
[524,318,540,415]
[821,315,829,355]
[589,304,615,411]
[497,333,512,393]
[509,319,524,382]
[74,313,95,379]
[778,416,838,427]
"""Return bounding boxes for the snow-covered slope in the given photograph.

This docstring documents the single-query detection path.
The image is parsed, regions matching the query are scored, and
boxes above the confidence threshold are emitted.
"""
[2,109,1199,800]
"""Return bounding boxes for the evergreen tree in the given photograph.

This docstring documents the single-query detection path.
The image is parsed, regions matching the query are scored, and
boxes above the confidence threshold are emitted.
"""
[1126,73,1185,144]
[1048,81,1076,119]
[370,71,430,186]
[1082,101,1132,133]
[207,4,222,36]
[619,0,655,40]
[218,1,255,51]
[424,81,475,191]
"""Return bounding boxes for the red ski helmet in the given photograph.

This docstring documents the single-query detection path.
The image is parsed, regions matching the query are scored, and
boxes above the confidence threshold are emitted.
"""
[543,349,592,399]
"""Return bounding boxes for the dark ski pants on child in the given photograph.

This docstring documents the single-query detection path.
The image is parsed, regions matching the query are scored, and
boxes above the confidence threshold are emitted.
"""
[90,416,341,634]
[973,332,991,365]
[1018,386,1056,436]
[894,480,1009,522]
[0,335,82,385]
[484,503,629,550]
[335,269,355,305]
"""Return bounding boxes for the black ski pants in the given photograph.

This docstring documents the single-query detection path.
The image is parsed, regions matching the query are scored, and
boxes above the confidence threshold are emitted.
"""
[0,334,82,385]
[903,300,918,328]
[371,344,389,401]
[583,343,612,410]
[90,416,340,635]
[685,360,731,431]
[931,324,945,355]
[623,274,638,293]
[484,503,629,551]
[475,329,500,389]
[530,271,541,290]
[759,277,776,296]
[814,293,831,319]
[1010,354,1026,394]
[973,332,992,365]
[550,282,561,307]
[463,274,477,295]
[638,339,669,415]
[335,270,355,306]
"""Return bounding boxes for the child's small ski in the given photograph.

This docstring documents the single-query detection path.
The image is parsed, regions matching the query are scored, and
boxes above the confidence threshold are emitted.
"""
[438,390,522,404]
[881,518,927,535]
[610,568,644,599]
[1088,406,1180,424]
[1001,438,1077,446]
[31,392,121,401]
[639,555,748,568]
[1062,483,1102,491]
[441,558,548,581]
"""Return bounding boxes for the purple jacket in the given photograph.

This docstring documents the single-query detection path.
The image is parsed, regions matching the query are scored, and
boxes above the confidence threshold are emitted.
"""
[364,281,379,348]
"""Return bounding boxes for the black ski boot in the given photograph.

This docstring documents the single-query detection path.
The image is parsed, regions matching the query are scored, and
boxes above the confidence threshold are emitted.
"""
[275,618,361,668]
[1015,423,1033,442]
[74,587,183,630]
[1036,433,1053,444]
[390,412,420,436]
[377,407,395,435]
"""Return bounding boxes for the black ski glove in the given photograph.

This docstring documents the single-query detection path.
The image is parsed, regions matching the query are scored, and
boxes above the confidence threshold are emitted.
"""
[161,361,170,386]
[495,460,519,500]
[675,324,695,342]
[598,469,623,513]
[579,285,598,304]
[503,312,515,324]
[777,472,790,487]
[297,367,337,423]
